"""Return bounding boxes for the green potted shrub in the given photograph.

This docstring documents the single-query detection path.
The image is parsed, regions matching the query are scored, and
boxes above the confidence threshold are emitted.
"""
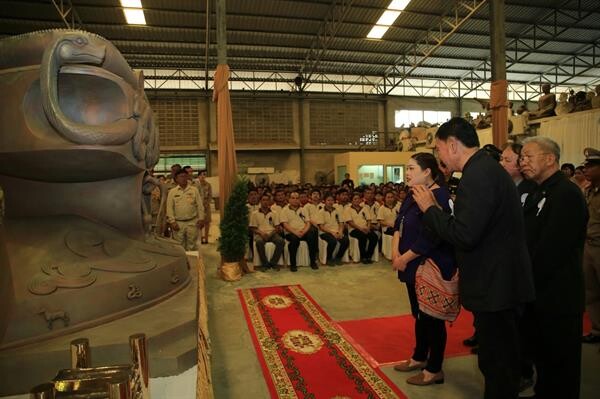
[218,177,248,281]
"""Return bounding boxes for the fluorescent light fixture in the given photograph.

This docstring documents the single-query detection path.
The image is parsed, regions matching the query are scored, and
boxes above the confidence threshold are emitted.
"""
[376,10,401,26]
[120,0,142,8]
[367,25,389,39]
[388,0,411,11]
[124,8,146,25]
[366,0,409,39]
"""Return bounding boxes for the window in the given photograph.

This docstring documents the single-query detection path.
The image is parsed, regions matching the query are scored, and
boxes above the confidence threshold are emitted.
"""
[358,165,384,185]
[310,101,379,145]
[395,109,452,128]
[232,99,294,143]
[150,98,200,147]
[337,165,347,184]
[385,165,405,183]
[154,154,207,174]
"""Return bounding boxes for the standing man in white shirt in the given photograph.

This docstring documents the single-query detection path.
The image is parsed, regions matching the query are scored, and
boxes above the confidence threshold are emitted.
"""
[249,193,285,271]
[280,191,319,271]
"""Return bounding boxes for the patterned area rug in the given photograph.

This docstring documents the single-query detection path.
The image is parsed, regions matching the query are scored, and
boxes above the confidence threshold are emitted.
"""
[238,285,407,399]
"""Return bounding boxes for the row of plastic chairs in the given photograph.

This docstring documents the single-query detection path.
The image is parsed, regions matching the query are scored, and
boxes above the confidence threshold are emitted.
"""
[252,234,394,267]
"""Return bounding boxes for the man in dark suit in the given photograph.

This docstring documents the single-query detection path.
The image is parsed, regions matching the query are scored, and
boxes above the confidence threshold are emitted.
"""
[520,136,588,399]
[412,117,535,399]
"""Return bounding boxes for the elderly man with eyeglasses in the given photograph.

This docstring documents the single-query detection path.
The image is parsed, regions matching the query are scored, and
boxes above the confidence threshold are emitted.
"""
[520,136,589,399]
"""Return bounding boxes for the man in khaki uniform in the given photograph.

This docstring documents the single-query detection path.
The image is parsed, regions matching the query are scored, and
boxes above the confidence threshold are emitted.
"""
[166,169,205,251]
[583,147,600,343]
[164,164,181,188]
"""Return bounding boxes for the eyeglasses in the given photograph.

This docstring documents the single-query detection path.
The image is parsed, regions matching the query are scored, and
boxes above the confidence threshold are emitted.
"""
[518,153,549,163]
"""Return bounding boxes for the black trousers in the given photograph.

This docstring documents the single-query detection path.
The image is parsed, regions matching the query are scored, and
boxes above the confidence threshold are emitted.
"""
[248,229,254,258]
[406,283,447,373]
[521,307,582,399]
[517,307,534,380]
[254,232,285,266]
[349,229,378,260]
[383,227,395,235]
[473,309,521,399]
[285,227,318,267]
[319,232,349,262]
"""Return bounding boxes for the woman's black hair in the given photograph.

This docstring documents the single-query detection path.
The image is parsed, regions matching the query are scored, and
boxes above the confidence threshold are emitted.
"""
[410,152,445,186]
[482,144,502,162]
[502,142,523,157]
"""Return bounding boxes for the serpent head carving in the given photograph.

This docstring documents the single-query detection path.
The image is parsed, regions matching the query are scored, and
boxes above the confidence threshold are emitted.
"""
[40,31,138,146]
[56,34,105,65]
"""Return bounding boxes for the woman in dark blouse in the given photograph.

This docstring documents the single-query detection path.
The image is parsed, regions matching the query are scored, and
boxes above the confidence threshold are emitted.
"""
[391,152,457,386]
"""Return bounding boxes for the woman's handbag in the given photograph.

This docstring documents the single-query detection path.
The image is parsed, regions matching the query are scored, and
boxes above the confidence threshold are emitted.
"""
[415,259,460,321]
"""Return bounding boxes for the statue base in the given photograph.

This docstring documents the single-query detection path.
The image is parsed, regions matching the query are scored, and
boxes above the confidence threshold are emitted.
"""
[0,254,199,396]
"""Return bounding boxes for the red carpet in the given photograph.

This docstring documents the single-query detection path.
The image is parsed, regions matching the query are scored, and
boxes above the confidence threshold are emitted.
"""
[336,310,475,368]
[239,285,407,399]
[336,312,594,368]
[584,312,592,334]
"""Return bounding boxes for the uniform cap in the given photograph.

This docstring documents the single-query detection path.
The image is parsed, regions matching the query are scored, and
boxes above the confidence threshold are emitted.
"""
[584,147,600,165]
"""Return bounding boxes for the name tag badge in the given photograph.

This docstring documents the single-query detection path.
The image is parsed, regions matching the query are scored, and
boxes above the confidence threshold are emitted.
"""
[536,197,546,216]
[520,193,529,207]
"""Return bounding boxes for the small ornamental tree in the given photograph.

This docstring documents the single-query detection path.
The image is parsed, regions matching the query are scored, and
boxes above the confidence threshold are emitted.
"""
[218,177,249,263]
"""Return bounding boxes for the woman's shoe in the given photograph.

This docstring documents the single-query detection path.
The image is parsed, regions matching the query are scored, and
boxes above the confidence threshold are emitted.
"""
[406,371,445,385]
[393,359,426,372]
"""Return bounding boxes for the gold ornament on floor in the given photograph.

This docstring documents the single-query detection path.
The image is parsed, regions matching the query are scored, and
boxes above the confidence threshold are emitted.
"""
[281,329,324,355]
[262,295,293,309]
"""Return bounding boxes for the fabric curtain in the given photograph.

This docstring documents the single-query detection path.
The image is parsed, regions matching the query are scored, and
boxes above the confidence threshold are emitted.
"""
[490,79,508,147]
[538,108,600,165]
[477,127,493,146]
[212,64,237,216]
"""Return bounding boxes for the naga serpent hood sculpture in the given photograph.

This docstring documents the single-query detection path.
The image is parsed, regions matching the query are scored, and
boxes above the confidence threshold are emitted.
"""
[0,29,159,181]
[0,30,188,355]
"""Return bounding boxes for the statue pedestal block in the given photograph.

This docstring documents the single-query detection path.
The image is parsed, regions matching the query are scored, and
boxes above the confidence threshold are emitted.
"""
[0,254,200,396]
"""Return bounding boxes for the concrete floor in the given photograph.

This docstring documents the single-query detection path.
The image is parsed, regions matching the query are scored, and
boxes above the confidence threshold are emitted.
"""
[203,241,600,399]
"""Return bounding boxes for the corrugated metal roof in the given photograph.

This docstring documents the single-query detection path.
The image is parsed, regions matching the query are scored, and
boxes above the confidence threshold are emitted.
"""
[0,0,599,88]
